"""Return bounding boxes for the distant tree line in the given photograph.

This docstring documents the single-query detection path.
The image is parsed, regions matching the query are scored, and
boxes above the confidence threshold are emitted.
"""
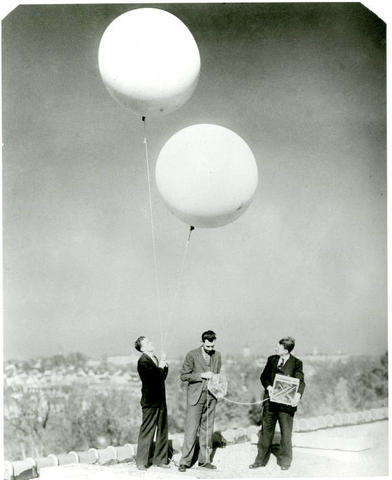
[4,352,387,460]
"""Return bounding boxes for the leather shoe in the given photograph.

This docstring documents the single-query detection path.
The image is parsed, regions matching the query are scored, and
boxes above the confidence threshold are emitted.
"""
[281,466,290,470]
[178,465,187,472]
[249,462,265,469]
[199,463,217,469]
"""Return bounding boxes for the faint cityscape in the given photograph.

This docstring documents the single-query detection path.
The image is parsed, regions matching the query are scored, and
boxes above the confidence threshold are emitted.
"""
[4,346,386,462]
[4,345,350,394]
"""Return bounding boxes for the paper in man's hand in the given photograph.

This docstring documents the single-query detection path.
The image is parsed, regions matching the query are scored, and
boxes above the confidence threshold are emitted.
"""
[270,374,299,406]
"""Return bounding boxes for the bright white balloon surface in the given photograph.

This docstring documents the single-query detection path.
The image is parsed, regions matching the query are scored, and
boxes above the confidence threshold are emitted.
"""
[98,8,200,117]
[155,124,259,228]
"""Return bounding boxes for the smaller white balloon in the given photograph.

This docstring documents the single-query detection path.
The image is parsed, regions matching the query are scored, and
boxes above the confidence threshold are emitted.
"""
[155,124,259,228]
[98,8,201,117]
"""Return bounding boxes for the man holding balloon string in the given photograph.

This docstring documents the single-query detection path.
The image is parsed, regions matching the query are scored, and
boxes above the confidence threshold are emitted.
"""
[178,330,222,472]
[134,336,169,470]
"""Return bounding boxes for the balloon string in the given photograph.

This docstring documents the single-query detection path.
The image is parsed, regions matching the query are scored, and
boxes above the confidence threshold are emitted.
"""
[162,225,195,347]
[221,385,296,406]
[221,396,268,406]
[142,117,164,354]
[206,392,209,462]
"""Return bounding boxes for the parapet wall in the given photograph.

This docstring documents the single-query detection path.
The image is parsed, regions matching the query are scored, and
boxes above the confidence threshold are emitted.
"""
[4,407,388,480]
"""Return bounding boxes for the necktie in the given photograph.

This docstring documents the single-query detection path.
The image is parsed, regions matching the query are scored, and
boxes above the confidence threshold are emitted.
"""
[278,358,284,369]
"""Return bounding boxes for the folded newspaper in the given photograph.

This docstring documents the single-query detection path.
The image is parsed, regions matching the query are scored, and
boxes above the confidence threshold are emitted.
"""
[207,372,228,399]
[270,374,299,406]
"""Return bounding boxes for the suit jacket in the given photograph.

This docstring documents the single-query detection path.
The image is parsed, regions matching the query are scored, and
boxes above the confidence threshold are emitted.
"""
[180,347,221,406]
[137,353,168,408]
[260,354,305,414]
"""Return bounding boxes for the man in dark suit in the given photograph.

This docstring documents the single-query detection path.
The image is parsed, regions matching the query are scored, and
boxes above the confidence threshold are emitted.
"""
[178,330,222,472]
[249,337,305,471]
[134,336,169,470]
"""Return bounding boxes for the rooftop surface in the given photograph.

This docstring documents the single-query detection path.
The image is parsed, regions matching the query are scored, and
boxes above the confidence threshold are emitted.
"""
[38,421,388,480]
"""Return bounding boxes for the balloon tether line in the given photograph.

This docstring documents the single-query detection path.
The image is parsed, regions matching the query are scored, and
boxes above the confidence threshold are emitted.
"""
[162,225,195,347]
[221,396,267,406]
[142,116,164,354]
[220,384,296,406]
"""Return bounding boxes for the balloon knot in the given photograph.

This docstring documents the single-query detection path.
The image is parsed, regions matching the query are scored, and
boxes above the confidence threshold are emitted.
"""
[142,116,146,122]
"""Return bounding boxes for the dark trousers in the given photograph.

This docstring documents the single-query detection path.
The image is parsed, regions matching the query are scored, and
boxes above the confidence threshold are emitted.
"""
[136,403,168,467]
[180,390,217,467]
[255,401,294,468]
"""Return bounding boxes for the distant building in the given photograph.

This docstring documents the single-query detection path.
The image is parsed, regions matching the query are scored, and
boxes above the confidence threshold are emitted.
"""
[301,353,349,363]
[86,359,100,367]
[255,356,267,368]
[242,345,251,358]
[107,355,139,366]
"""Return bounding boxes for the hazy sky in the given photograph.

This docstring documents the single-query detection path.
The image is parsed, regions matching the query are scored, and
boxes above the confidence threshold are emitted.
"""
[3,3,387,360]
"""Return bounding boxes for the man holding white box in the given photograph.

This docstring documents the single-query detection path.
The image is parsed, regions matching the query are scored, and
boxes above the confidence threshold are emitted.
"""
[249,337,305,471]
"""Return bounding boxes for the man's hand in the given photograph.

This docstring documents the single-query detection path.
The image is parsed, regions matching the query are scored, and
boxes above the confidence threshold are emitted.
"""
[158,353,167,368]
[159,360,167,368]
[291,393,301,407]
[201,371,213,380]
[267,385,273,396]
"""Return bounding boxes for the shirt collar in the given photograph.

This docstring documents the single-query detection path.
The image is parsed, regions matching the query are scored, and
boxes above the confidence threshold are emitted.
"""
[201,346,212,359]
[145,352,158,364]
[279,354,290,365]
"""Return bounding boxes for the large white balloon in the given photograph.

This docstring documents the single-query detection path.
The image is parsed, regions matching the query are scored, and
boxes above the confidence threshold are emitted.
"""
[98,8,200,117]
[155,124,259,228]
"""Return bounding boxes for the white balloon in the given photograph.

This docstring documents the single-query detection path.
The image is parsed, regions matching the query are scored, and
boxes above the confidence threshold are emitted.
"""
[98,8,200,117]
[155,124,259,228]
